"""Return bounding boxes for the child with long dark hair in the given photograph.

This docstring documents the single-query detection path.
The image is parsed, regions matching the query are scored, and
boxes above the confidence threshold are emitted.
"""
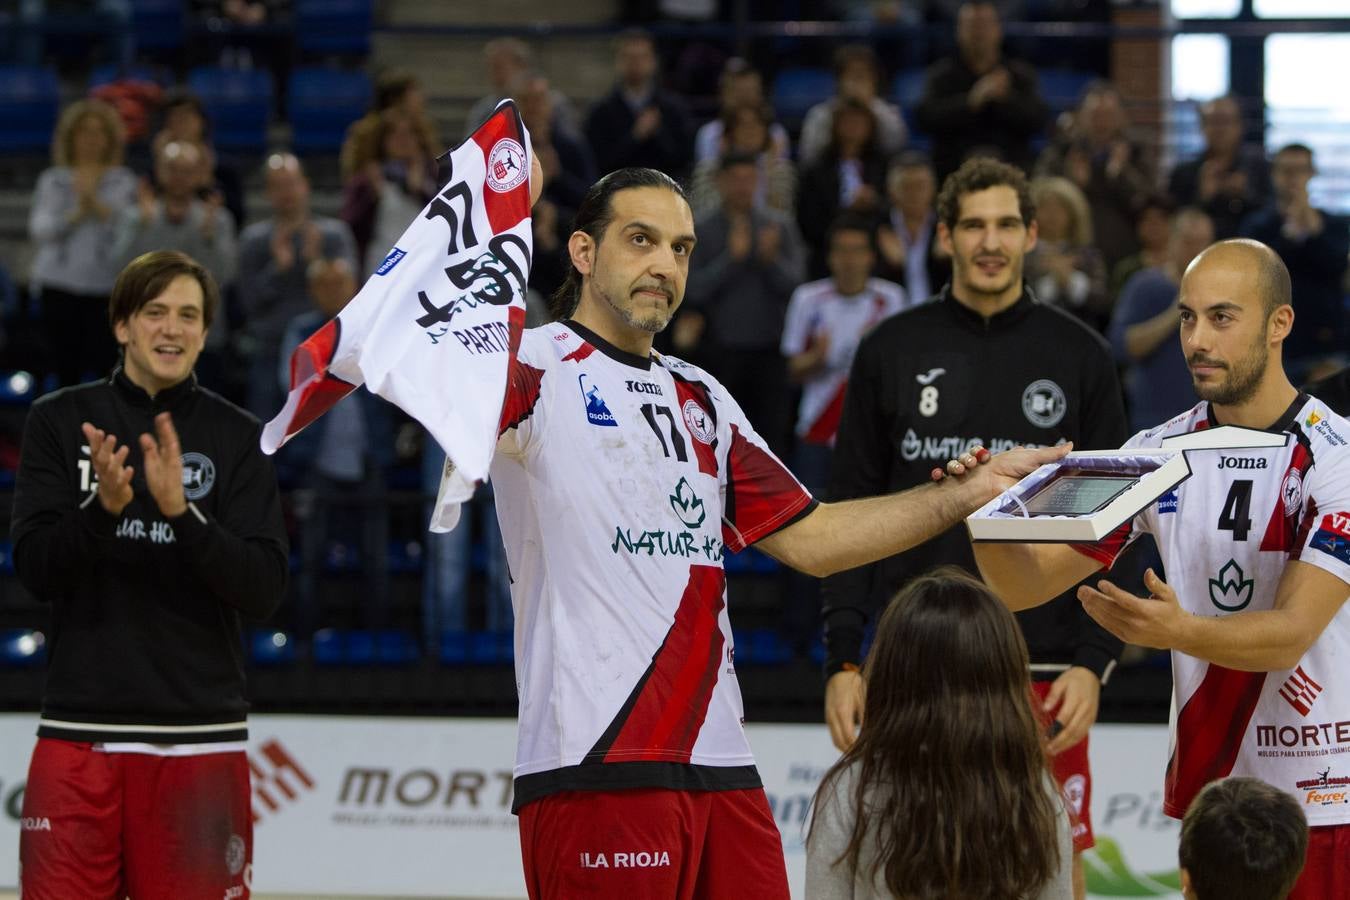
[807,568,1072,899]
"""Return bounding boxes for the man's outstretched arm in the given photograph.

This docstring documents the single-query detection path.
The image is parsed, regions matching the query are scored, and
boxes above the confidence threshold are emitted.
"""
[972,540,1105,611]
[755,444,1071,578]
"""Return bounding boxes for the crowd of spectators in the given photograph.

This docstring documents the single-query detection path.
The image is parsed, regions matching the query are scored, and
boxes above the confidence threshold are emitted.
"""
[8,0,1349,647]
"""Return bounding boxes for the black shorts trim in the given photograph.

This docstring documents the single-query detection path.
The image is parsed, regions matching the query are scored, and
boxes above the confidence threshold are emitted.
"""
[512,762,762,813]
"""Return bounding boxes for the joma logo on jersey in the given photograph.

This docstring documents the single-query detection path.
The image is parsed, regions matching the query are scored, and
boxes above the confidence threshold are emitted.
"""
[625,380,662,396]
[1217,456,1267,470]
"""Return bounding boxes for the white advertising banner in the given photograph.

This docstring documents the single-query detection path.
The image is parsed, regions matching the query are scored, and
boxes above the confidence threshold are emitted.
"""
[0,715,1182,898]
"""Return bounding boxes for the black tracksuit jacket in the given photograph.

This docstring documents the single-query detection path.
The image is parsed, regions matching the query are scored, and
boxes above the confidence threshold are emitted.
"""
[11,369,288,743]
[821,286,1128,682]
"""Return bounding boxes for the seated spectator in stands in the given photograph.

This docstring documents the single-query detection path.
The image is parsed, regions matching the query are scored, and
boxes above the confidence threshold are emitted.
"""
[112,141,237,290]
[152,89,245,229]
[277,257,393,637]
[1107,207,1213,433]
[421,435,512,649]
[693,57,790,164]
[29,98,137,387]
[680,152,806,456]
[1240,143,1349,382]
[341,108,439,275]
[1109,193,1173,302]
[689,103,797,218]
[519,73,595,213]
[807,568,1073,900]
[237,153,358,419]
[341,71,442,185]
[1025,176,1109,329]
[1037,81,1151,271]
[1306,365,1350,416]
[797,98,888,278]
[584,29,693,179]
[464,38,579,140]
[798,45,907,167]
[1179,778,1307,900]
[875,151,950,301]
[1168,95,1270,239]
[915,0,1048,180]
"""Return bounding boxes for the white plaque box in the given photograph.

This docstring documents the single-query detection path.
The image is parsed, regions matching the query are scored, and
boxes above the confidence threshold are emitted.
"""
[967,426,1290,543]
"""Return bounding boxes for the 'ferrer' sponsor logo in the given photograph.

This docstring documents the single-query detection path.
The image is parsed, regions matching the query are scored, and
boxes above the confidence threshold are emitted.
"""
[1296,768,1350,806]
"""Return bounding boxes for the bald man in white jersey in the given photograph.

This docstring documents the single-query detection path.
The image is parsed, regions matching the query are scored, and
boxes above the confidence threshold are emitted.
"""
[971,239,1350,900]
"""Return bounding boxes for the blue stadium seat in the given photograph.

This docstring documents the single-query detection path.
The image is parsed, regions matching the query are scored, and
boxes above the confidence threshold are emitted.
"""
[438,630,470,665]
[187,66,272,153]
[890,68,927,112]
[0,629,46,667]
[129,0,184,52]
[0,65,59,154]
[1037,69,1097,115]
[771,67,834,129]
[312,627,345,664]
[249,629,298,666]
[470,630,513,665]
[289,67,371,155]
[295,0,372,57]
[0,540,15,575]
[722,546,780,575]
[374,629,419,665]
[311,628,419,665]
[386,538,423,575]
[89,64,168,88]
[733,628,791,665]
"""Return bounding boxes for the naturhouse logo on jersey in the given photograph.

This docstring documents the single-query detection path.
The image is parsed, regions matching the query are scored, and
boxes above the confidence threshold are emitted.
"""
[611,478,723,561]
[1207,559,1253,612]
[579,374,618,427]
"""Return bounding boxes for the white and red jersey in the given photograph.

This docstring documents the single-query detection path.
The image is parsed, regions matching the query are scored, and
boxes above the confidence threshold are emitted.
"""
[779,277,910,445]
[1077,395,1350,824]
[491,320,815,810]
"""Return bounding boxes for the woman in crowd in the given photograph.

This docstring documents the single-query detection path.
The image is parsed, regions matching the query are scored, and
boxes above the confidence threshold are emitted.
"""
[689,102,797,218]
[797,97,888,277]
[340,70,440,185]
[807,568,1072,900]
[29,98,137,386]
[340,108,441,275]
[1025,175,1109,330]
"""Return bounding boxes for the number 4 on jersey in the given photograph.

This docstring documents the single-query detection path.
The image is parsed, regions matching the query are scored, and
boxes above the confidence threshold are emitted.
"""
[1218,479,1253,541]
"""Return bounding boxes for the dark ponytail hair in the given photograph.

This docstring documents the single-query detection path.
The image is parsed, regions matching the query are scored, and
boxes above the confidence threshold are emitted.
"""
[548,167,689,321]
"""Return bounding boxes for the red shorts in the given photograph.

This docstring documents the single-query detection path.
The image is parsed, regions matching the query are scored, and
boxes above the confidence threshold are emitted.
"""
[1289,823,1350,900]
[1031,679,1095,852]
[19,737,253,900]
[518,786,790,900]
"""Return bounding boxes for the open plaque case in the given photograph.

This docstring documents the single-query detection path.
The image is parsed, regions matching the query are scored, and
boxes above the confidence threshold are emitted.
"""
[966,426,1291,543]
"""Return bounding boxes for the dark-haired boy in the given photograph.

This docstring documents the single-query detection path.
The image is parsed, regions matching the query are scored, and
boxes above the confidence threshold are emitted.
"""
[13,250,288,899]
[1180,777,1308,900]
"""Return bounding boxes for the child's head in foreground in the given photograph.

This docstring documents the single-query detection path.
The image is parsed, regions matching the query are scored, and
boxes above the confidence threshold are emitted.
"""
[1179,776,1308,900]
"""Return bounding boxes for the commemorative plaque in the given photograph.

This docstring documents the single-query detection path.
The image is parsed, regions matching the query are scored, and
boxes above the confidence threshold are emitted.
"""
[967,426,1291,543]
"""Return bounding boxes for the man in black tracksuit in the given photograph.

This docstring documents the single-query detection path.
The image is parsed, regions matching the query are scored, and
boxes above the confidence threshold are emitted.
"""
[12,251,288,900]
[821,159,1126,900]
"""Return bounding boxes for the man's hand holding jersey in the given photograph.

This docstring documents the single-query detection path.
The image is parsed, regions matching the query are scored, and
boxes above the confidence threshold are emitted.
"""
[82,412,188,519]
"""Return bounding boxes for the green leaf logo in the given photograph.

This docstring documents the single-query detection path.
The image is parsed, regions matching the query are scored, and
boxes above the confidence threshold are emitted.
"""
[1083,837,1182,897]
[1208,558,1254,612]
[669,477,706,528]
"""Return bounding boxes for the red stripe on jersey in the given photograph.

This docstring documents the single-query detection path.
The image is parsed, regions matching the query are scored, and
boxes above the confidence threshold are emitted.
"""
[1261,441,1314,553]
[1163,664,1267,817]
[1072,520,1132,569]
[802,380,848,446]
[1291,498,1320,563]
[672,378,719,478]
[469,105,531,236]
[498,359,545,436]
[599,565,727,763]
[283,318,358,437]
[561,343,596,363]
[723,425,813,553]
